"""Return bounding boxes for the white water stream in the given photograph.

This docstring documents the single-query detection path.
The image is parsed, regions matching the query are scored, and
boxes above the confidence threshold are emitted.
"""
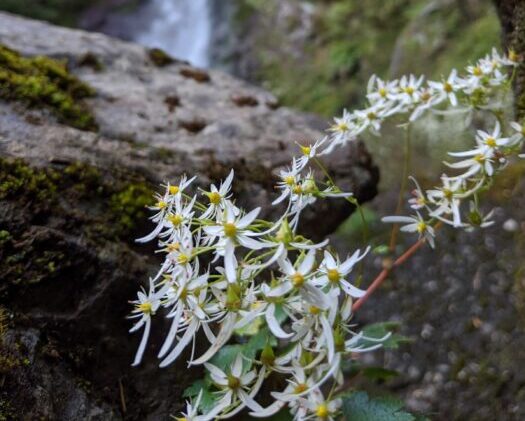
[133,0,212,68]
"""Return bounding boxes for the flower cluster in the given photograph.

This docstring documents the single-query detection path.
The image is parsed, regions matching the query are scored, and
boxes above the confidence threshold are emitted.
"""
[130,48,522,420]
[129,170,386,420]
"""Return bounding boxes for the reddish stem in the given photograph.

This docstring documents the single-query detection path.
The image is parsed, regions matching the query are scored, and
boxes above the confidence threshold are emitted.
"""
[352,238,426,312]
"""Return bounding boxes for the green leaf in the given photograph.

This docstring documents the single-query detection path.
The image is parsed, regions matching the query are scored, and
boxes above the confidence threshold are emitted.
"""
[342,392,416,421]
[182,378,217,413]
[362,367,399,381]
[361,322,411,349]
[208,328,277,372]
[209,344,245,371]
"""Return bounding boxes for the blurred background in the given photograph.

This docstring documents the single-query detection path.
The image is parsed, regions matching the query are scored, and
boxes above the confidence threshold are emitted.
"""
[0,0,504,184]
[0,0,500,115]
[2,1,525,420]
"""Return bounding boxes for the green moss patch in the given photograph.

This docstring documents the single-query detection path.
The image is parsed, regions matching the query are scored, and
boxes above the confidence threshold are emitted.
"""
[0,44,97,130]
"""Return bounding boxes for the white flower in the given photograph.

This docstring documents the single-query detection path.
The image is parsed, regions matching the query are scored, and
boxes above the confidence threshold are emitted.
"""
[204,354,266,418]
[382,213,436,248]
[428,69,462,107]
[408,176,428,210]
[267,249,329,309]
[296,137,328,169]
[204,201,265,282]
[297,389,341,421]
[464,202,495,231]
[137,176,196,243]
[446,147,495,179]
[327,109,356,147]
[366,75,399,106]
[396,74,425,105]
[128,279,164,366]
[315,249,368,297]
[427,175,464,226]
[200,169,235,219]
[273,158,304,206]
[510,121,525,145]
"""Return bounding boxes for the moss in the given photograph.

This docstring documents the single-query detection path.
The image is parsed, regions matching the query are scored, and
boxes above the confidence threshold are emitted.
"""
[0,157,153,240]
[148,48,174,67]
[109,182,152,233]
[0,398,15,421]
[0,231,10,246]
[0,158,58,202]
[0,44,97,130]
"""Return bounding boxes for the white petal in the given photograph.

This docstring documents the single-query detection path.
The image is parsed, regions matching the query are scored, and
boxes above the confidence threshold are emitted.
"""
[131,319,151,366]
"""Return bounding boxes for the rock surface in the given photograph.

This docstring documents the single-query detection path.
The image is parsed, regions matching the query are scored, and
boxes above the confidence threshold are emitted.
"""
[0,12,378,420]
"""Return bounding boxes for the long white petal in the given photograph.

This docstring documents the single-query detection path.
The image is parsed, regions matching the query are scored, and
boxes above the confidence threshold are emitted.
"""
[190,313,236,365]
[131,319,151,366]
[266,304,293,339]
[159,319,199,367]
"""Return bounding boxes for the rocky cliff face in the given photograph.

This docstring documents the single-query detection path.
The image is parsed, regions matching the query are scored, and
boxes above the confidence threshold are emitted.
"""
[0,12,378,420]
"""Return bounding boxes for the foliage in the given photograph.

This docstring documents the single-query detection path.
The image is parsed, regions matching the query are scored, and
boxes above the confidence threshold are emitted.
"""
[342,392,427,421]
[235,0,499,116]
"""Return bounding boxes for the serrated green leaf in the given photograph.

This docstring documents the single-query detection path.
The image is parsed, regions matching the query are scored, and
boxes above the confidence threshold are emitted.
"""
[209,344,245,371]
[342,392,415,421]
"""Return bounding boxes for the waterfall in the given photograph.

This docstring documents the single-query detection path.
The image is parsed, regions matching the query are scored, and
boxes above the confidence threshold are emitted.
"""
[133,0,212,68]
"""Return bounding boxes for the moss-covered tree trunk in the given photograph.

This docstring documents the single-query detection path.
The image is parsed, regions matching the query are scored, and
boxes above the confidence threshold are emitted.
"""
[494,0,525,118]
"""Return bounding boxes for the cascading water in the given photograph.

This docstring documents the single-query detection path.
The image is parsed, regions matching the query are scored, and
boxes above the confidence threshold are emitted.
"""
[130,0,212,68]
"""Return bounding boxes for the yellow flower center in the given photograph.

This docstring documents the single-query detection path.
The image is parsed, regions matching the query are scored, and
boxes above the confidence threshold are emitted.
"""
[316,404,329,419]
[294,383,308,394]
[227,375,241,389]
[335,122,349,132]
[379,87,387,97]
[327,269,340,283]
[169,185,179,195]
[179,287,188,300]
[509,50,518,62]
[167,242,180,252]
[208,191,221,205]
[474,154,485,163]
[309,306,321,315]
[291,272,305,288]
[473,66,482,76]
[137,301,152,314]
[485,137,496,148]
[443,189,453,201]
[292,185,303,195]
[421,91,431,102]
[404,86,414,95]
[367,112,377,120]
[167,214,184,226]
[284,175,296,186]
[444,82,453,93]
[177,253,190,265]
[223,222,237,238]
[416,222,427,233]
[300,145,312,156]
[156,200,167,209]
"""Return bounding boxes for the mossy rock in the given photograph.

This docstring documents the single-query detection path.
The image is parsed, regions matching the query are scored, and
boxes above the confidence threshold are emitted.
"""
[0,44,97,130]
